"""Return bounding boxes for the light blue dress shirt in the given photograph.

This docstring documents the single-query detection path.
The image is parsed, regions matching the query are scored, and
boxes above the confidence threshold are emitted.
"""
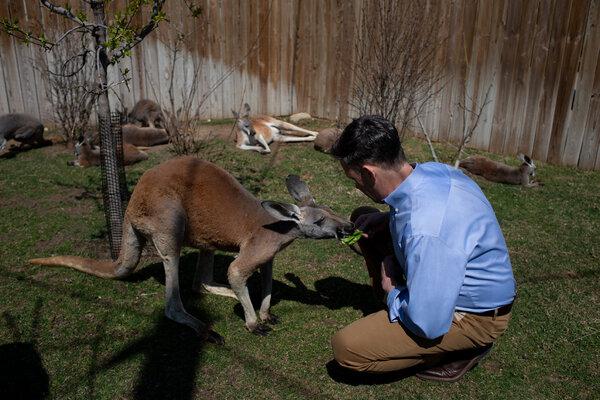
[384,162,516,339]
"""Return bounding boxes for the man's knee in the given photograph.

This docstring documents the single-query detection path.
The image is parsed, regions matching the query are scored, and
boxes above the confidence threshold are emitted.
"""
[331,328,371,372]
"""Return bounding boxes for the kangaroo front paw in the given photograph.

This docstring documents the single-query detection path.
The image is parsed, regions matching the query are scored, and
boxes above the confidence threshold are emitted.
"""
[249,322,272,336]
[261,313,280,325]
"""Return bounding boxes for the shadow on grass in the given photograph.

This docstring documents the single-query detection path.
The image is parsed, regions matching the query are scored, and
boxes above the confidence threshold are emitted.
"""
[96,313,208,400]
[129,252,382,321]
[1,299,50,400]
[325,359,422,385]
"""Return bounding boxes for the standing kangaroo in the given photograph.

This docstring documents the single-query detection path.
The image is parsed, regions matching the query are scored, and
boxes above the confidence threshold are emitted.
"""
[67,139,148,167]
[232,103,318,154]
[459,154,540,187]
[30,156,354,343]
[122,124,169,147]
[0,113,48,151]
[127,99,167,129]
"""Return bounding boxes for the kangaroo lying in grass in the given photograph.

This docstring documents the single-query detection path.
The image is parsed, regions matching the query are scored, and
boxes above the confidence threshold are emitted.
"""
[0,113,50,151]
[67,139,148,167]
[232,103,318,154]
[31,156,354,343]
[122,124,169,147]
[459,154,540,187]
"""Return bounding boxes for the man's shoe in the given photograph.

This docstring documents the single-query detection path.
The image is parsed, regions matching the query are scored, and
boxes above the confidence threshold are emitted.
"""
[415,345,493,383]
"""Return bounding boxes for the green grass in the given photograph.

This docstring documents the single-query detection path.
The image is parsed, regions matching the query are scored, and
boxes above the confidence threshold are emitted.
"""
[0,129,599,400]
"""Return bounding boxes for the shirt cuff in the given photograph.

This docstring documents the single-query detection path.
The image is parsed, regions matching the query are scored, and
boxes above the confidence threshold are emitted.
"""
[386,287,402,322]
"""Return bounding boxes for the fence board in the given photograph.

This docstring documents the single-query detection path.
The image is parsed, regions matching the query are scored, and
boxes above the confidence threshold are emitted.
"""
[547,0,589,164]
[563,0,600,165]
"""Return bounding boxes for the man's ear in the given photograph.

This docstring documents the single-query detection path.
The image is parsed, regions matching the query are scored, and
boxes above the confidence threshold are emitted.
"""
[360,164,377,187]
[261,201,302,222]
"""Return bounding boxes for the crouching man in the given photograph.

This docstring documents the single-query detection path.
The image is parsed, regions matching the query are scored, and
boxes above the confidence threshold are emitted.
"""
[330,115,516,382]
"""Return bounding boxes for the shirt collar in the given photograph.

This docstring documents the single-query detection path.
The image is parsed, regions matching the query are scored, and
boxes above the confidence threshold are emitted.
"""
[383,162,421,207]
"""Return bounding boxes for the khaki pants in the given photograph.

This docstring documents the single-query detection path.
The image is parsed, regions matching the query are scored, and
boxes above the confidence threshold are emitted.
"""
[333,207,512,373]
[331,309,511,373]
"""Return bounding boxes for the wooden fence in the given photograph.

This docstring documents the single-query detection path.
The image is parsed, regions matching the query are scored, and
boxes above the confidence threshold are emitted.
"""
[1,0,599,169]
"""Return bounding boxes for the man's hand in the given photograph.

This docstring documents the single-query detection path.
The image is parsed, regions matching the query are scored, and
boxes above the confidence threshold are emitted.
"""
[381,255,399,293]
[355,211,389,239]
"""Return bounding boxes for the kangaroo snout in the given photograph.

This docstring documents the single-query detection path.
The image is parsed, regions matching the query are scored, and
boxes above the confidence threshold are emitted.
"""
[337,222,355,238]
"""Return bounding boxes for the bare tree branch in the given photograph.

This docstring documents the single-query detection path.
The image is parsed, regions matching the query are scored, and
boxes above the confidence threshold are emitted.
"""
[111,0,166,62]
[350,0,446,138]
[40,0,88,26]
[415,112,439,162]
[452,83,493,168]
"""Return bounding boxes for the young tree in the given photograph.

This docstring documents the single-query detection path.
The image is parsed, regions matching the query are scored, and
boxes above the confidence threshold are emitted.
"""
[1,0,167,258]
[350,0,444,138]
[37,31,96,146]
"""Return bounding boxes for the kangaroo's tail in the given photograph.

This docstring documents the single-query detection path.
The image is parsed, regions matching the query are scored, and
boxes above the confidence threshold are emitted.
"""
[29,256,120,278]
[29,218,145,279]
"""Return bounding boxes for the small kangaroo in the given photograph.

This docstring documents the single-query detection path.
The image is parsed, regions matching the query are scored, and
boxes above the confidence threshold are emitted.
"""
[67,139,148,167]
[232,103,318,154]
[31,156,354,343]
[122,124,169,147]
[313,127,342,154]
[459,153,540,187]
[0,113,49,151]
[127,99,167,130]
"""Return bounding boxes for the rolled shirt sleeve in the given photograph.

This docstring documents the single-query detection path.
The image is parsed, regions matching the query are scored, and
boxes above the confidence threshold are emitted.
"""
[386,235,468,339]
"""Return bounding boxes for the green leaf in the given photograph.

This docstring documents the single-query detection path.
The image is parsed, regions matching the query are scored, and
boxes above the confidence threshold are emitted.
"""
[340,229,364,246]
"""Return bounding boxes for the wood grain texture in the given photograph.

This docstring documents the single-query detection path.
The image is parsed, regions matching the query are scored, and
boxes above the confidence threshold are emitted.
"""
[1,0,599,169]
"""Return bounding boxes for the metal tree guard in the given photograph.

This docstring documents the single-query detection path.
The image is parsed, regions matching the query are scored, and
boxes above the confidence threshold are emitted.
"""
[98,112,129,260]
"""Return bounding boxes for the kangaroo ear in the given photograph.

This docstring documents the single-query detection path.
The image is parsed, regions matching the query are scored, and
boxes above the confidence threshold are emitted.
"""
[244,103,251,114]
[262,201,301,222]
[286,175,316,206]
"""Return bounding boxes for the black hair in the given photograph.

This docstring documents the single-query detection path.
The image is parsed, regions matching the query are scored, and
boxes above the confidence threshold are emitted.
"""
[330,115,406,167]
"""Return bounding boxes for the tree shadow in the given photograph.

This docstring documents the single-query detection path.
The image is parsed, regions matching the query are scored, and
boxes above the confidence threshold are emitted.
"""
[0,299,50,400]
[96,311,209,400]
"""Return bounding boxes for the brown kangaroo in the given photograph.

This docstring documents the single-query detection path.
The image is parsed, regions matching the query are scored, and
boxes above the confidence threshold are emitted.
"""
[127,99,167,129]
[232,103,318,154]
[459,154,540,187]
[0,113,49,151]
[313,127,342,154]
[67,139,149,167]
[122,124,169,147]
[31,156,354,343]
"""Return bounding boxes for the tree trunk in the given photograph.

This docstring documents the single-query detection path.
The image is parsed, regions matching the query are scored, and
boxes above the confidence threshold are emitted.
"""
[92,0,127,259]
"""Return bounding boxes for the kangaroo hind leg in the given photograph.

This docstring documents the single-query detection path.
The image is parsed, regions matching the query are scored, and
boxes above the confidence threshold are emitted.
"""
[151,217,223,344]
[193,248,237,299]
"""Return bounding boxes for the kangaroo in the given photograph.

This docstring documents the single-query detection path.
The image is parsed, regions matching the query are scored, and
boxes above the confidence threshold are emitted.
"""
[459,153,540,187]
[127,99,167,130]
[67,139,149,167]
[122,124,169,147]
[30,156,354,343]
[314,127,342,154]
[0,113,49,151]
[232,103,319,154]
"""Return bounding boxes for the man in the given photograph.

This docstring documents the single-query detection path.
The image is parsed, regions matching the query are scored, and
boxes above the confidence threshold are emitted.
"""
[329,115,516,382]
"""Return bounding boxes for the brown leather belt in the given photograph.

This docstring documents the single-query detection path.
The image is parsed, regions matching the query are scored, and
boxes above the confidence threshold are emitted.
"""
[464,302,513,317]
